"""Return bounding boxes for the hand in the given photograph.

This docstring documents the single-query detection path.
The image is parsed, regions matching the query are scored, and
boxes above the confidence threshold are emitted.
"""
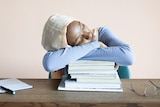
[99,42,108,48]
[92,28,98,41]
[92,28,107,48]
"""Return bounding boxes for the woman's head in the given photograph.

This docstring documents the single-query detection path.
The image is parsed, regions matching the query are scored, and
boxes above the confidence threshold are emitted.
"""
[66,21,94,46]
[42,14,97,51]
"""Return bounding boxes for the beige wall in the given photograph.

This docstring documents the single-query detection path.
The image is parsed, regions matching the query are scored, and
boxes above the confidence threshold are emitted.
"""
[0,0,160,79]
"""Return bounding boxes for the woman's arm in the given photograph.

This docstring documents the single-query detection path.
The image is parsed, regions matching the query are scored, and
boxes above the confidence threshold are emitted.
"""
[80,27,134,66]
[43,41,100,72]
[43,27,134,72]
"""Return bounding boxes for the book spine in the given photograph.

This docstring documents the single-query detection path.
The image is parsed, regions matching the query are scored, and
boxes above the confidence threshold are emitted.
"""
[69,60,115,66]
[68,66,115,70]
[68,70,117,74]
[65,82,121,88]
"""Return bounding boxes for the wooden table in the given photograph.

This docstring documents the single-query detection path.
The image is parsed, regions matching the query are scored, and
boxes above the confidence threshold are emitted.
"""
[0,79,160,107]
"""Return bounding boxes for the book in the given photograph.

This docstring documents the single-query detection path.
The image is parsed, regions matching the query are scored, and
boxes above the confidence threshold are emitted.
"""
[70,73,117,79]
[0,78,33,94]
[65,75,121,88]
[75,75,121,83]
[69,60,115,66]
[75,78,120,83]
[69,71,120,83]
[58,75,123,92]
[68,69,117,74]
[69,66,115,70]
[68,60,116,74]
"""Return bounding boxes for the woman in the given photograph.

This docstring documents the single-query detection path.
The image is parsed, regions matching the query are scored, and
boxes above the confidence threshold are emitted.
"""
[42,14,134,73]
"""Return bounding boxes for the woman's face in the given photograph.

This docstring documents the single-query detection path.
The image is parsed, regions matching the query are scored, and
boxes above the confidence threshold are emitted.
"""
[66,21,94,46]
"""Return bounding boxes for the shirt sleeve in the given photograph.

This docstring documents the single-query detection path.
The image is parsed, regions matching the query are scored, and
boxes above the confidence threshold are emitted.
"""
[80,27,134,66]
[43,41,100,72]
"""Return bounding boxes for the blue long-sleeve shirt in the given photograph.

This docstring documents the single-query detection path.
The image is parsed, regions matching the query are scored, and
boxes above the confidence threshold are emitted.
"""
[42,27,134,72]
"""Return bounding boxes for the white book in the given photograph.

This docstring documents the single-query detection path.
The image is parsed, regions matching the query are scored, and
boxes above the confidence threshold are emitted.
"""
[70,74,117,79]
[68,65,115,70]
[0,78,33,92]
[68,69,117,74]
[76,77,121,83]
[69,60,115,66]
[65,79,121,89]
[58,75,123,92]
[74,72,120,82]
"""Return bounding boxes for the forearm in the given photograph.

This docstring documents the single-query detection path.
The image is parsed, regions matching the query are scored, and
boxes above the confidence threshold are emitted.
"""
[80,45,134,66]
[80,27,134,65]
[43,41,100,72]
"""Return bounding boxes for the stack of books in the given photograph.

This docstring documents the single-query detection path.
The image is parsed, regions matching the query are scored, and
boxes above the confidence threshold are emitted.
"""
[58,60,123,92]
